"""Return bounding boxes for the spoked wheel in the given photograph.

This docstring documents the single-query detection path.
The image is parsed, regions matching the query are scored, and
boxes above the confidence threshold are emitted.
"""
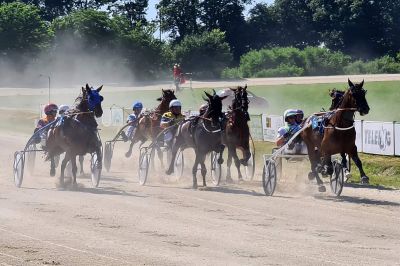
[330,160,344,196]
[26,144,36,175]
[104,142,113,172]
[90,153,101,188]
[138,148,150,185]
[210,151,222,186]
[174,149,185,181]
[13,151,25,188]
[244,151,255,181]
[262,159,277,196]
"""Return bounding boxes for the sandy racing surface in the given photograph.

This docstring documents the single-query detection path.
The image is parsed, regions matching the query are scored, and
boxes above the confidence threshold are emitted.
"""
[1,75,400,265]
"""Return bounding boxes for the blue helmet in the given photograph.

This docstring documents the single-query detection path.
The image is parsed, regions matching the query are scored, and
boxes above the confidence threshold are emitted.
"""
[132,101,143,109]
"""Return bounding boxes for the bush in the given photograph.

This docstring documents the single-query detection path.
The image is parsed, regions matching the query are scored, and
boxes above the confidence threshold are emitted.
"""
[254,64,304,77]
[221,67,242,79]
[344,56,400,74]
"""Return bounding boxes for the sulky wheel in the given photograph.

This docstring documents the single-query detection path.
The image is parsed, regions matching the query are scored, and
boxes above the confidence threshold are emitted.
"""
[262,159,277,196]
[26,144,36,175]
[138,148,150,185]
[90,153,101,188]
[13,151,25,188]
[104,142,113,172]
[330,159,344,196]
[210,151,222,186]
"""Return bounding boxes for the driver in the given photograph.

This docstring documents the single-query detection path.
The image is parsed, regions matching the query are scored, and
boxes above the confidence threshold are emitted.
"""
[34,103,58,147]
[275,109,300,147]
[160,99,185,147]
[122,101,143,142]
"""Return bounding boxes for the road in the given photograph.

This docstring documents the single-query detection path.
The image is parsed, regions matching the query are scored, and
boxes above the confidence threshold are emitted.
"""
[0,133,399,265]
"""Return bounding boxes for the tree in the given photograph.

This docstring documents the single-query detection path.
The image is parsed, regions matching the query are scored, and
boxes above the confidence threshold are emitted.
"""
[247,3,279,49]
[157,0,200,42]
[108,0,148,27]
[200,0,250,60]
[309,0,400,58]
[174,29,232,78]
[0,2,52,56]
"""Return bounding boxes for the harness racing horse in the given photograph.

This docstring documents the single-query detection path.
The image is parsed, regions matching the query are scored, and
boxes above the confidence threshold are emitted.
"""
[165,90,227,189]
[46,84,104,189]
[301,79,370,192]
[126,89,177,167]
[328,88,369,183]
[223,85,251,183]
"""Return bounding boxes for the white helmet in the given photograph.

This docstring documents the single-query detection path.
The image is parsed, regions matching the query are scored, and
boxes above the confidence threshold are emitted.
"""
[169,99,182,108]
[59,105,70,114]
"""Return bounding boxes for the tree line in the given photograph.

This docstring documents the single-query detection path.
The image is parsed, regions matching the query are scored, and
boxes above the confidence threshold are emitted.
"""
[1,0,400,84]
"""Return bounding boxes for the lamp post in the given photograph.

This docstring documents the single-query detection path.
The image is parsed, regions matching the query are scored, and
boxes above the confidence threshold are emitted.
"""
[39,74,51,102]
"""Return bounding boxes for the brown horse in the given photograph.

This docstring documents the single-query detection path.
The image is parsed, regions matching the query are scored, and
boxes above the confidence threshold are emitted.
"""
[165,90,227,189]
[328,87,369,183]
[301,79,370,192]
[125,89,177,165]
[223,85,251,182]
[46,84,104,188]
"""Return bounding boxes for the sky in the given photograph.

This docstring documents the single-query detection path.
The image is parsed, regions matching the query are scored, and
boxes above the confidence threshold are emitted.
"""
[146,0,274,20]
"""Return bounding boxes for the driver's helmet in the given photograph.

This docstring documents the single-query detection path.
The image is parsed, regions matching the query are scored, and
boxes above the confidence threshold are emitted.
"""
[295,109,304,119]
[283,109,297,122]
[132,101,143,110]
[58,104,69,115]
[169,99,182,108]
[199,103,208,113]
[44,103,58,115]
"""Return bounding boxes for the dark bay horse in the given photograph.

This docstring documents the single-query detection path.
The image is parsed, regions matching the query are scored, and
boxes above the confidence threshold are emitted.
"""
[223,85,251,182]
[46,84,104,188]
[125,89,177,165]
[166,90,227,189]
[328,87,369,183]
[301,79,370,191]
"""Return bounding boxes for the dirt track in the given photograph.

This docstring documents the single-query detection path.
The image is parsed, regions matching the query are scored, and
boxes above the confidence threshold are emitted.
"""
[1,75,400,265]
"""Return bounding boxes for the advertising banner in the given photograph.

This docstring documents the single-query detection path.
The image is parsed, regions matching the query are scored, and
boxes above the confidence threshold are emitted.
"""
[249,115,263,141]
[262,114,284,142]
[354,120,363,152]
[363,121,394,155]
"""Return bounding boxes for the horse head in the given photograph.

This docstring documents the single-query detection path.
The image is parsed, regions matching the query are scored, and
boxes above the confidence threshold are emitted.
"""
[156,89,177,112]
[346,79,370,116]
[83,84,104,118]
[204,89,228,124]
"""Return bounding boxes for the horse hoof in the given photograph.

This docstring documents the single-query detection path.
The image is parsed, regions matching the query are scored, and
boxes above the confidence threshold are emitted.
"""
[192,184,198,189]
[318,185,326,192]
[344,169,352,182]
[240,159,248,166]
[50,168,56,177]
[361,176,369,184]
[217,158,224,164]
[71,183,78,190]
[55,181,65,190]
[125,152,131,158]
[226,177,234,184]
[308,172,316,180]
[238,177,244,183]
[165,169,173,175]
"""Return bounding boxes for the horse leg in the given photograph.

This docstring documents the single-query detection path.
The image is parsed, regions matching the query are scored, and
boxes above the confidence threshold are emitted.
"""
[58,154,69,189]
[226,148,233,183]
[200,154,207,187]
[192,156,199,189]
[156,146,164,169]
[341,153,351,181]
[79,155,84,174]
[232,149,243,181]
[217,144,225,165]
[350,146,369,184]
[125,141,135,158]
[165,138,182,175]
[71,155,78,190]
[50,156,56,177]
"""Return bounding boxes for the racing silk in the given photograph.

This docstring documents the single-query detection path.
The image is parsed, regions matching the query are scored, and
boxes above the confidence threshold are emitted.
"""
[161,111,185,127]
[127,113,138,124]
[276,123,301,141]
[36,116,55,129]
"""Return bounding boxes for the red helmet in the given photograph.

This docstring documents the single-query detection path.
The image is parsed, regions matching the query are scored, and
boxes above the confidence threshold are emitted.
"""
[44,103,58,115]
